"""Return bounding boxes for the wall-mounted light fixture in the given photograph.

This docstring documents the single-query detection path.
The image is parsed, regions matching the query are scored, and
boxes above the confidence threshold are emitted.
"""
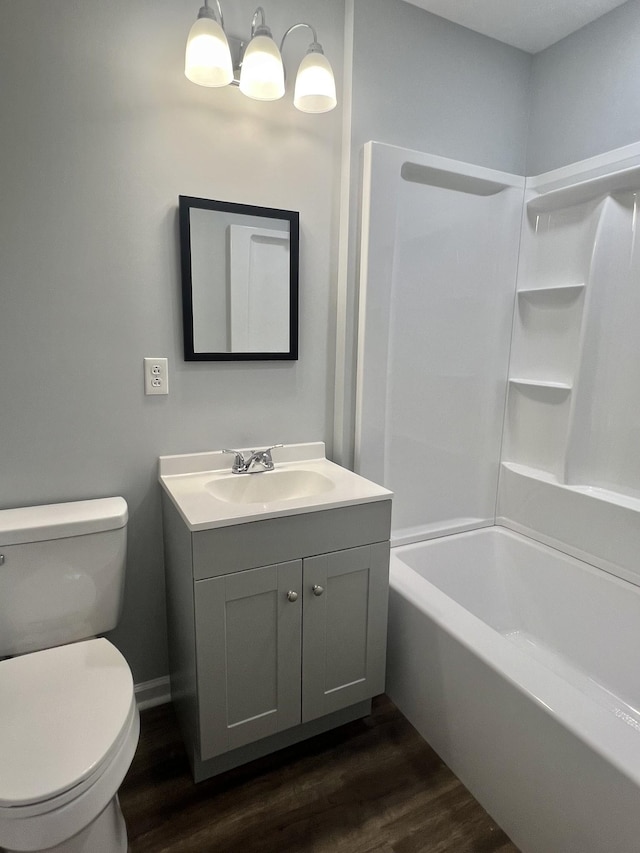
[184,1,337,113]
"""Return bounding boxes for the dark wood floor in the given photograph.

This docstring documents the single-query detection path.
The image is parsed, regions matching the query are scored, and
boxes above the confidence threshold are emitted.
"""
[119,696,519,853]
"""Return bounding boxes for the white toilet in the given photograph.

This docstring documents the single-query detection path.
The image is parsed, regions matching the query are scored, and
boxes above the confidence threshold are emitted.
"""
[0,497,140,853]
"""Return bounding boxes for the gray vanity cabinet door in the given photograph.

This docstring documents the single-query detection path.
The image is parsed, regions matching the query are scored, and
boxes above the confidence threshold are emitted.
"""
[194,560,302,761]
[301,542,390,723]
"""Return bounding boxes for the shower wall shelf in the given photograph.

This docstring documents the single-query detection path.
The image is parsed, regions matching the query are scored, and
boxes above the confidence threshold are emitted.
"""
[508,379,572,391]
[501,461,559,483]
[502,462,640,511]
[517,284,585,299]
[527,163,640,213]
[498,461,640,588]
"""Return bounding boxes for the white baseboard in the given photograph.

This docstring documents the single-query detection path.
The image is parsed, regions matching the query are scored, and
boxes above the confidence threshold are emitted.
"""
[135,675,171,710]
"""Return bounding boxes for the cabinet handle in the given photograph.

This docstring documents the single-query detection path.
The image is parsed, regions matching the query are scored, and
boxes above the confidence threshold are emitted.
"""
[312,584,324,597]
[286,590,298,602]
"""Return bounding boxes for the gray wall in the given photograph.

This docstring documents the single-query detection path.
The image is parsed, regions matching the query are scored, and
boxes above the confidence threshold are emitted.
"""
[351,0,532,174]
[0,0,344,684]
[527,0,640,174]
[5,0,640,687]
[334,0,532,466]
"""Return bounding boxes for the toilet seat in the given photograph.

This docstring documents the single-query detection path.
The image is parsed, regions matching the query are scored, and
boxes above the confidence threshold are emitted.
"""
[0,638,135,810]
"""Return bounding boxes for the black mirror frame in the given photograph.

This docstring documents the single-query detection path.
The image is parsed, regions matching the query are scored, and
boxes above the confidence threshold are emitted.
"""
[179,195,299,361]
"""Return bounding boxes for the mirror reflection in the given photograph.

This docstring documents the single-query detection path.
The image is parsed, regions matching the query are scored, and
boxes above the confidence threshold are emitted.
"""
[179,196,299,361]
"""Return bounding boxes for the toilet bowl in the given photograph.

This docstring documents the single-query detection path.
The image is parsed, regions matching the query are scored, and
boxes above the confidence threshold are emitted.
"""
[0,639,139,853]
[0,498,139,852]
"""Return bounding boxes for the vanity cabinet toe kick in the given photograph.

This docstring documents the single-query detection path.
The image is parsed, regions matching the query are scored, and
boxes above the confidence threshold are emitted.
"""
[162,496,392,782]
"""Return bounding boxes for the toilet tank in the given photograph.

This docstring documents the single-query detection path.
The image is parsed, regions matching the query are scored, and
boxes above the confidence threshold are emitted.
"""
[0,497,128,656]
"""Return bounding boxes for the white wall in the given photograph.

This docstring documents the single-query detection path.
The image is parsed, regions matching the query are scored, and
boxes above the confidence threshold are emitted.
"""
[356,145,525,542]
[0,0,344,684]
[527,0,640,174]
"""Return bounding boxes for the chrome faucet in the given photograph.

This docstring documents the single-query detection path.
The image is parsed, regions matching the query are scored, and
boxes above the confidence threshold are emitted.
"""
[222,445,283,474]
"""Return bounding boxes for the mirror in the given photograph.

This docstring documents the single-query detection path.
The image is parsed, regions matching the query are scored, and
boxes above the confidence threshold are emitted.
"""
[179,196,299,360]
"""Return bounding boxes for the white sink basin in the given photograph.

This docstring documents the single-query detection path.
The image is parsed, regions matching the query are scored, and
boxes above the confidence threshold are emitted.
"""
[206,469,334,504]
[158,442,392,530]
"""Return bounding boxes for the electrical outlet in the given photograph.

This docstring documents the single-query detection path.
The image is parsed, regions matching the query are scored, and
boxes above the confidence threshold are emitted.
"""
[144,358,169,395]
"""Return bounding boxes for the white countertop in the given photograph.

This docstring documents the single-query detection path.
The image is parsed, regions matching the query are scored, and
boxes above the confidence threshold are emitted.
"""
[159,442,392,531]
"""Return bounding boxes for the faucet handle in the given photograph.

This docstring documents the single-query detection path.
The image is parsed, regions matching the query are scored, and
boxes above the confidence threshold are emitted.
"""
[221,449,247,473]
[255,444,284,470]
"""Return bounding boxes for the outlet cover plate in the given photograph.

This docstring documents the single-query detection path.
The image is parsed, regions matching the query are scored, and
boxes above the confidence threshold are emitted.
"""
[144,357,169,395]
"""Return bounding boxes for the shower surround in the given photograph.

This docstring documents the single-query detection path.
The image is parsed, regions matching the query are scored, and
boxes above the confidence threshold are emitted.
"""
[356,140,640,852]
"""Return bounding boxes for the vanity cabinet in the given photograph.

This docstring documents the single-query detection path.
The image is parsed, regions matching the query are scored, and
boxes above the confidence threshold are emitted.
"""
[162,496,391,781]
[195,544,389,761]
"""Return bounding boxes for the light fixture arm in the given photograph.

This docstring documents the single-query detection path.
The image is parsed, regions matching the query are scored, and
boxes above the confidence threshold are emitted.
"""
[280,22,320,54]
[198,0,225,27]
[250,7,270,37]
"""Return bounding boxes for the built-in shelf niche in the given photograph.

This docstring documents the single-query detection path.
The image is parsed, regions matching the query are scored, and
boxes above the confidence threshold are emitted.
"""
[504,244,588,478]
[521,196,602,291]
[503,381,573,479]
[509,283,585,387]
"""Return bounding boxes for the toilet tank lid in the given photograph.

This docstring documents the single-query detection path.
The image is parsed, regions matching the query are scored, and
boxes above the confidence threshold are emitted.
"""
[0,497,128,546]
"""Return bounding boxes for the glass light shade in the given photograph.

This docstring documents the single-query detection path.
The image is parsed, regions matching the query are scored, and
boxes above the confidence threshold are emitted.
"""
[293,50,337,113]
[239,35,285,101]
[185,16,233,87]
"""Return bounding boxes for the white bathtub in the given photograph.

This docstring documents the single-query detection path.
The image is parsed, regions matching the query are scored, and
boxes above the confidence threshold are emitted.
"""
[386,526,640,853]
